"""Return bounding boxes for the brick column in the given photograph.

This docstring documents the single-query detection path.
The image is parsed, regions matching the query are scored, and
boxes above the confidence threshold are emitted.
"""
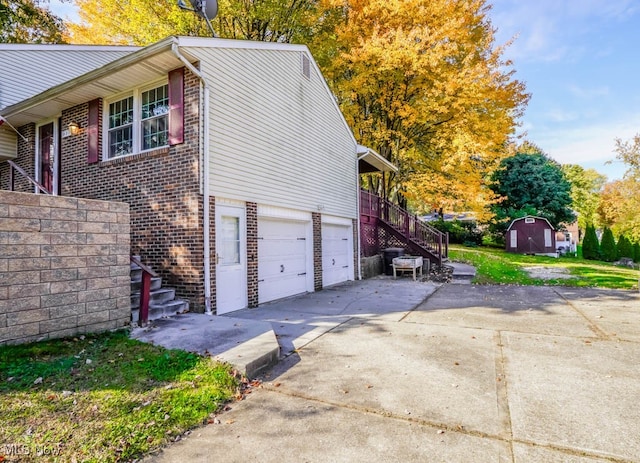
[312,213,322,291]
[246,202,259,307]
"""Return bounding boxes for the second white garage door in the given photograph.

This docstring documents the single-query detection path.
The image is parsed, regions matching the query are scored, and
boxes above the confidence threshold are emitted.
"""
[322,222,353,287]
[258,218,311,304]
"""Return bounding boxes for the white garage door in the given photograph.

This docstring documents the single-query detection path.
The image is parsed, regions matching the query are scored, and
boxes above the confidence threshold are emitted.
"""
[322,223,353,287]
[258,218,310,304]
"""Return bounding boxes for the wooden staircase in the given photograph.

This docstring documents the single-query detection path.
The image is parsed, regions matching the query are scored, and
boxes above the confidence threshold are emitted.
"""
[360,190,448,266]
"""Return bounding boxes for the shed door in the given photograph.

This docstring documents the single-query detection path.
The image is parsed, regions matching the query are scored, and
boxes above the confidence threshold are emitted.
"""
[322,223,353,287]
[258,218,310,304]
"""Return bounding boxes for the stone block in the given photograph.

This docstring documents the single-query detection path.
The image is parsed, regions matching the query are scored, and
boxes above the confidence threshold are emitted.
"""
[40,220,78,233]
[110,264,130,277]
[86,298,116,313]
[110,285,131,299]
[0,244,40,258]
[78,311,110,325]
[77,245,110,256]
[109,202,129,213]
[9,205,51,219]
[50,208,86,221]
[0,313,6,327]
[8,284,50,298]
[39,195,78,210]
[0,204,8,217]
[78,221,110,233]
[41,292,78,308]
[79,320,119,334]
[109,223,131,234]
[109,307,131,321]
[86,233,117,245]
[50,233,86,245]
[0,218,40,232]
[86,210,118,223]
[49,303,86,319]
[51,279,87,294]
[116,233,131,244]
[41,244,78,257]
[0,270,40,286]
[7,308,49,326]
[109,244,130,256]
[51,256,87,269]
[116,296,131,309]
[9,258,51,272]
[39,316,77,333]
[5,231,50,245]
[0,296,39,313]
[41,268,79,282]
[78,266,110,279]
[0,191,39,206]
[77,288,110,303]
[88,255,118,267]
[78,198,110,211]
[0,322,39,343]
[86,277,118,290]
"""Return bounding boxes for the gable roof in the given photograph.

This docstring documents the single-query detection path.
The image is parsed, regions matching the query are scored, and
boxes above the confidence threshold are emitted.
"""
[0,43,140,111]
[506,215,555,232]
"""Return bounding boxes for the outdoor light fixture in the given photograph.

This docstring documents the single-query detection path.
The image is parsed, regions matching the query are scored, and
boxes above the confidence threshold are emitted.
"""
[68,121,80,136]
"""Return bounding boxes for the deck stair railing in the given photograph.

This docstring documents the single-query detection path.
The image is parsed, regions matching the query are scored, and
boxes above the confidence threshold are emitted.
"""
[360,190,448,266]
[7,160,50,194]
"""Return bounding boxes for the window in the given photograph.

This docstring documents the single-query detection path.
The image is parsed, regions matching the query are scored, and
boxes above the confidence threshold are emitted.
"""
[525,217,535,224]
[106,82,169,159]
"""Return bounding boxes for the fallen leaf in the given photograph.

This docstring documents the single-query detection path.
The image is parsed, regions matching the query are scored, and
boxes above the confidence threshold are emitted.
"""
[34,377,43,385]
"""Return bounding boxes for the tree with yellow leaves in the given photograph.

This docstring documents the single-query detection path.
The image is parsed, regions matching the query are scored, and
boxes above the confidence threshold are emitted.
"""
[312,0,529,214]
[68,0,325,45]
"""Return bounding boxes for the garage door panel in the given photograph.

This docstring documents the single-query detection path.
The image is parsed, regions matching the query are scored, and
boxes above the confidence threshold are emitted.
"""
[322,223,352,287]
[258,217,311,304]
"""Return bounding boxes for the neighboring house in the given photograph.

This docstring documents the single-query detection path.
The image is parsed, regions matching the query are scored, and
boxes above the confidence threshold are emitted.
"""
[556,220,579,255]
[0,36,392,315]
[505,216,557,257]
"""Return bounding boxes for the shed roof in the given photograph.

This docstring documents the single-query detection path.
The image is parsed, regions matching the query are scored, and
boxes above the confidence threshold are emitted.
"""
[506,215,555,232]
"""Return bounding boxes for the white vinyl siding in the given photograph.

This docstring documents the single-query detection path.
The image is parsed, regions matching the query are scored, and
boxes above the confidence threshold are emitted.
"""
[0,45,138,109]
[0,130,17,161]
[185,46,358,219]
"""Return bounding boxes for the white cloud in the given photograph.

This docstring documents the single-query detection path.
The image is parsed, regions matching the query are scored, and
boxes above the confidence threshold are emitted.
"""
[567,84,610,99]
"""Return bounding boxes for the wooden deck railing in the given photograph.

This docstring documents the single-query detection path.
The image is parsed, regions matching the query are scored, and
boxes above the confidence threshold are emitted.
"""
[360,190,448,265]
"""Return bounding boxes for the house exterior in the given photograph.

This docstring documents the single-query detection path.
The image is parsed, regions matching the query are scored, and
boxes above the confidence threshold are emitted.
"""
[0,36,379,315]
[505,216,557,257]
[555,220,579,255]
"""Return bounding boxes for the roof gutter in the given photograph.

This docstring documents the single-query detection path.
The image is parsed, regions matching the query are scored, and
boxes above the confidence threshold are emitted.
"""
[170,40,214,316]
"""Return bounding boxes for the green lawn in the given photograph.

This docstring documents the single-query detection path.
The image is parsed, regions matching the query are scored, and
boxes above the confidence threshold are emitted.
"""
[0,331,240,462]
[449,245,639,290]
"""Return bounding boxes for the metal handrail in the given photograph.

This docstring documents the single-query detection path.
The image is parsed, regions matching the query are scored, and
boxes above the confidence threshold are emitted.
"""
[7,160,50,194]
[130,256,157,326]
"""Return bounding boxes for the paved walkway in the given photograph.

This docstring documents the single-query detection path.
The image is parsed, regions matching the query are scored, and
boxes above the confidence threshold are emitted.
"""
[145,281,640,463]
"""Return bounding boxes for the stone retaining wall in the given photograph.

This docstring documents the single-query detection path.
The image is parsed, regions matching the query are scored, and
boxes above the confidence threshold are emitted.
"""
[0,191,131,346]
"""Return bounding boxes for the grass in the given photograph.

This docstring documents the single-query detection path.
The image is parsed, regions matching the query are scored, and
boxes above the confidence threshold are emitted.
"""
[449,245,640,290]
[0,330,240,462]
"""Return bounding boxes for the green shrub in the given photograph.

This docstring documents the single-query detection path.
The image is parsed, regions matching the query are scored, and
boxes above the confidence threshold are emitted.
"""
[600,227,618,262]
[617,234,634,259]
[430,219,483,246]
[581,224,600,260]
[633,241,640,263]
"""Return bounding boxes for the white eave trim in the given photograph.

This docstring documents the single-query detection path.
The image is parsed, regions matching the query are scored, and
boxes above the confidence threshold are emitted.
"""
[357,145,398,172]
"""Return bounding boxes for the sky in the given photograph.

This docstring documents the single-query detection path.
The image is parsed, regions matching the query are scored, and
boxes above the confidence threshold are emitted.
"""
[48,0,639,181]
[489,0,640,181]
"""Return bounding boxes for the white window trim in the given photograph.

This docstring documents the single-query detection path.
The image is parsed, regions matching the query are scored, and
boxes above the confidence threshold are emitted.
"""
[103,79,168,159]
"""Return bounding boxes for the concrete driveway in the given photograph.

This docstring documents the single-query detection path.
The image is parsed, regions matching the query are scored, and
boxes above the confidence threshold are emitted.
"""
[146,281,640,463]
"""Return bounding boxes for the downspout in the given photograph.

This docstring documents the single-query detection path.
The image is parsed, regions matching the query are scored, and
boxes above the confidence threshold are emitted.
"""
[171,41,213,315]
[356,152,369,281]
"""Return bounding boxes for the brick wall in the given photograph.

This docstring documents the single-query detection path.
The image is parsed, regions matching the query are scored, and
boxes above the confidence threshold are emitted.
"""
[246,202,258,308]
[0,67,207,311]
[0,190,130,346]
[312,213,323,291]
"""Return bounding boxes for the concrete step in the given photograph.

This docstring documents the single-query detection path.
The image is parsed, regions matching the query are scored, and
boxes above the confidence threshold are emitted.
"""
[447,262,476,284]
[130,275,162,292]
[131,287,177,308]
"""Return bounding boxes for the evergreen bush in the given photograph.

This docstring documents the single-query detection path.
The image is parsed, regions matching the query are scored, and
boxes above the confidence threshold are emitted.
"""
[633,242,640,263]
[600,227,618,262]
[581,224,600,260]
[617,234,633,259]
